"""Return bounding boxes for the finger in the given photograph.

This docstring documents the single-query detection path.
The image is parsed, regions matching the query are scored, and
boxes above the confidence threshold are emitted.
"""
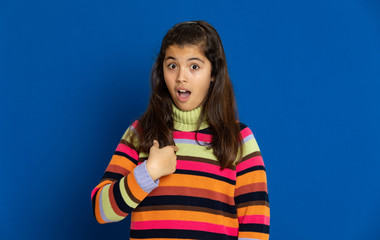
[152,140,160,148]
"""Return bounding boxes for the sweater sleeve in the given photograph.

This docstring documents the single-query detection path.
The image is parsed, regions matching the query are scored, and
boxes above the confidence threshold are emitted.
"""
[235,124,270,240]
[91,121,157,224]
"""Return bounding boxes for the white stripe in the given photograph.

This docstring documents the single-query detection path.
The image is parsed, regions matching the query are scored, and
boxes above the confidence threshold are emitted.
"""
[242,134,254,144]
[99,186,112,222]
[174,138,209,146]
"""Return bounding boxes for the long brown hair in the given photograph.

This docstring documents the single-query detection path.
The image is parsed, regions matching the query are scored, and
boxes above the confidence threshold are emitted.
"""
[131,20,242,169]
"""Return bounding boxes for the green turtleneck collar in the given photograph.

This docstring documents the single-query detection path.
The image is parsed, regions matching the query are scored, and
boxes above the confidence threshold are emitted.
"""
[172,104,209,131]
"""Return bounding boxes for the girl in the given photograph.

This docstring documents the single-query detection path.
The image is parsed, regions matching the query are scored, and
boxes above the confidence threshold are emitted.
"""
[91,20,270,240]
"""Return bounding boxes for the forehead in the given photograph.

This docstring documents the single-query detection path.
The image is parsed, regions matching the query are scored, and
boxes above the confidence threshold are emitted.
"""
[164,44,206,58]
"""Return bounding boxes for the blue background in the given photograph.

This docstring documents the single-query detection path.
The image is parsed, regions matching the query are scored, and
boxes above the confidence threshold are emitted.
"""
[1,0,379,239]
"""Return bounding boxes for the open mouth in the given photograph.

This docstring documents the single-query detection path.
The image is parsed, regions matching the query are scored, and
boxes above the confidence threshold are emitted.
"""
[177,89,191,102]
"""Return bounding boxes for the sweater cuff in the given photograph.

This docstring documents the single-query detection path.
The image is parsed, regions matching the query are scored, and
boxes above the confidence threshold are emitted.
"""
[133,161,159,193]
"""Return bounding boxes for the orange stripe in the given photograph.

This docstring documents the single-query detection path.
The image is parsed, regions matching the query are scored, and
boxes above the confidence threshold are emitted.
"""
[135,205,236,218]
[132,210,238,228]
[106,164,131,176]
[94,180,113,190]
[159,174,235,197]
[235,182,267,196]
[94,189,107,224]
[239,231,269,240]
[127,172,148,200]
[236,170,267,188]
[109,154,136,171]
[149,186,234,205]
[237,205,270,217]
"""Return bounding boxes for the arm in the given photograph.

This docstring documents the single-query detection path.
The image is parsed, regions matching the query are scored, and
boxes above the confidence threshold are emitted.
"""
[91,121,158,224]
[235,125,270,240]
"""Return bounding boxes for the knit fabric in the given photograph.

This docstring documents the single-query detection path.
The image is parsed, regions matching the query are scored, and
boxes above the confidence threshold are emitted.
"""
[91,105,270,240]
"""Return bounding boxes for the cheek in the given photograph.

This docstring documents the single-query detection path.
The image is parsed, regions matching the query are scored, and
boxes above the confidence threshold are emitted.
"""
[166,80,175,92]
[163,72,172,88]
[199,81,212,98]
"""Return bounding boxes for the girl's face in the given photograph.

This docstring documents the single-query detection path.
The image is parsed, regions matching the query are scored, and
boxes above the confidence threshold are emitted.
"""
[163,44,213,111]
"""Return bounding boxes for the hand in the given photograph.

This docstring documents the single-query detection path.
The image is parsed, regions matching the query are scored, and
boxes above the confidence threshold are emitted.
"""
[146,140,179,181]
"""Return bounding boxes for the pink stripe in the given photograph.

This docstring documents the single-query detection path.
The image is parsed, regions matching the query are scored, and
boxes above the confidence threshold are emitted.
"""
[131,120,139,128]
[131,220,238,236]
[236,156,264,172]
[240,127,253,140]
[238,215,270,225]
[91,187,100,199]
[173,131,212,142]
[177,160,236,180]
[115,142,138,160]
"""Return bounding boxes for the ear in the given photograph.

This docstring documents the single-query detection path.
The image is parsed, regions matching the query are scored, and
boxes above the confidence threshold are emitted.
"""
[211,76,215,82]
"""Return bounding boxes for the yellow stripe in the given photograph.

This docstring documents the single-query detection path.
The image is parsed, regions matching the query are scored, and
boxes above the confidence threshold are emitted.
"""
[139,152,148,158]
[119,176,138,208]
[176,143,217,161]
[101,184,124,222]
[242,137,261,157]
[121,127,139,146]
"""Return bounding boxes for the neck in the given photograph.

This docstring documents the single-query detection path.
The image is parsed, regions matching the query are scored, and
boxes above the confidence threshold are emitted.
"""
[172,104,209,131]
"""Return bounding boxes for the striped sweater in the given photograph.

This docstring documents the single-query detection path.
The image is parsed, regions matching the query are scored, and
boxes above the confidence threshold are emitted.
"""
[91,105,270,239]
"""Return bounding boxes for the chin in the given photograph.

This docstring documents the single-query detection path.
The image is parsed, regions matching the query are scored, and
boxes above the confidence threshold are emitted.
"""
[175,103,196,112]
[179,106,193,111]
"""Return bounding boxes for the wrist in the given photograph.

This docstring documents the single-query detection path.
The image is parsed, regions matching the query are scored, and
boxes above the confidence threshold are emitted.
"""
[146,160,160,181]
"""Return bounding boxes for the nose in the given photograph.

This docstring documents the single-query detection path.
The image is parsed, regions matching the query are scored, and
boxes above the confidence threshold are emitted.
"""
[176,66,187,83]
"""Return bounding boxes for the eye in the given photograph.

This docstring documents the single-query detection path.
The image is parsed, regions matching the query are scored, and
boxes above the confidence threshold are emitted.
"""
[190,64,199,70]
[168,63,177,69]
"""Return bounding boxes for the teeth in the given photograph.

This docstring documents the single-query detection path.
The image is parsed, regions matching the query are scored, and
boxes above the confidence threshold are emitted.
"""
[179,90,187,92]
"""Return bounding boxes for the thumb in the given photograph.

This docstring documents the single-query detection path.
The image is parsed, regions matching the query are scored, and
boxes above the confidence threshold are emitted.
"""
[167,145,178,152]
[152,140,160,148]
[172,145,179,152]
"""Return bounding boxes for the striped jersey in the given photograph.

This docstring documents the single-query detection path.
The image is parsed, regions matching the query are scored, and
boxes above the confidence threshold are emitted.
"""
[91,105,270,239]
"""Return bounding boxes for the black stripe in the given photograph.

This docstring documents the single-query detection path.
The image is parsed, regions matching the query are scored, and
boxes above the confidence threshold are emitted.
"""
[114,151,138,165]
[235,191,269,204]
[172,128,212,134]
[175,169,236,185]
[241,151,262,162]
[139,195,237,214]
[130,229,237,239]
[112,180,134,214]
[173,128,211,134]
[239,122,248,131]
[239,223,270,234]
[102,171,124,181]
[197,127,212,134]
[237,165,266,177]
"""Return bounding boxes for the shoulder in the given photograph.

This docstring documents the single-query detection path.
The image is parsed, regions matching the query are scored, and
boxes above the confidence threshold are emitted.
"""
[121,120,141,147]
[121,120,140,136]
[238,122,256,142]
[237,121,261,158]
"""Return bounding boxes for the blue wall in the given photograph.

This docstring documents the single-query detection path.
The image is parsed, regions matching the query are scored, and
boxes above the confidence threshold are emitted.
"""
[1,0,379,239]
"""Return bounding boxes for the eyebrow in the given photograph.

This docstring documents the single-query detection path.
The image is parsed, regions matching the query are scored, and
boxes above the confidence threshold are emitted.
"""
[165,56,205,63]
